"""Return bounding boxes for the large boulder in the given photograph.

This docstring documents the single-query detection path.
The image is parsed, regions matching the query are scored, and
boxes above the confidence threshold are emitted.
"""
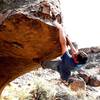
[0,0,62,94]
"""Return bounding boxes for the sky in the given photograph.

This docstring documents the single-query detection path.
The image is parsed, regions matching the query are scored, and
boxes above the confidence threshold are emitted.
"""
[61,0,100,48]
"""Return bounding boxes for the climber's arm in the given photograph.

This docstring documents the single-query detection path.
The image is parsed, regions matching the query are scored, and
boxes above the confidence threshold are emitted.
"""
[53,20,68,54]
[66,36,79,63]
[66,36,78,54]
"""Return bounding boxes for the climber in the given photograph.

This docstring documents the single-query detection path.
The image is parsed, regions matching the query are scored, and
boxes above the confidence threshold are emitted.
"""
[53,19,88,81]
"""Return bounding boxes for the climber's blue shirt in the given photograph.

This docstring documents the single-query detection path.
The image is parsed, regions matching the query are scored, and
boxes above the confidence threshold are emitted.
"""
[61,51,83,70]
[57,51,84,80]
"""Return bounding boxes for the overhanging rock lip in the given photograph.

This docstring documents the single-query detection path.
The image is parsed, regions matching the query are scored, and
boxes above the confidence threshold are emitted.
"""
[0,12,61,61]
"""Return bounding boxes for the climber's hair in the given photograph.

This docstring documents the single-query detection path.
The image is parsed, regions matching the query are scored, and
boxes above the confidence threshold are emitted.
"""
[77,51,88,64]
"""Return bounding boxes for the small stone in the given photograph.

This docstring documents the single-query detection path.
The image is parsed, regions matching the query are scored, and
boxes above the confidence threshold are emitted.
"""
[28,83,31,86]
[18,85,21,88]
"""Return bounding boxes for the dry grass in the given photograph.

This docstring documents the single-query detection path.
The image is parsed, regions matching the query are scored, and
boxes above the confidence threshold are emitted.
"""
[1,76,57,100]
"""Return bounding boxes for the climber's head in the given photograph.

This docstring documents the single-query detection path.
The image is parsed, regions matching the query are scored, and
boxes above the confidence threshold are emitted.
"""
[77,51,88,64]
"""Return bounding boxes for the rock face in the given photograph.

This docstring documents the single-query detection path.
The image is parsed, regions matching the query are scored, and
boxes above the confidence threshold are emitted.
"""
[0,0,62,94]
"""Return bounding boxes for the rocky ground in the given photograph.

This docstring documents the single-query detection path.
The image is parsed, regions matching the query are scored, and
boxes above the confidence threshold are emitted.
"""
[1,47,100,100]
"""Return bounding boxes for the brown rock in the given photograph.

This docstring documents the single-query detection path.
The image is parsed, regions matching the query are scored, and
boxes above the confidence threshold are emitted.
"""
[0,0,62,94]
[78,71,90,84]
[68,77,86,91]
[89,75,100,87]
